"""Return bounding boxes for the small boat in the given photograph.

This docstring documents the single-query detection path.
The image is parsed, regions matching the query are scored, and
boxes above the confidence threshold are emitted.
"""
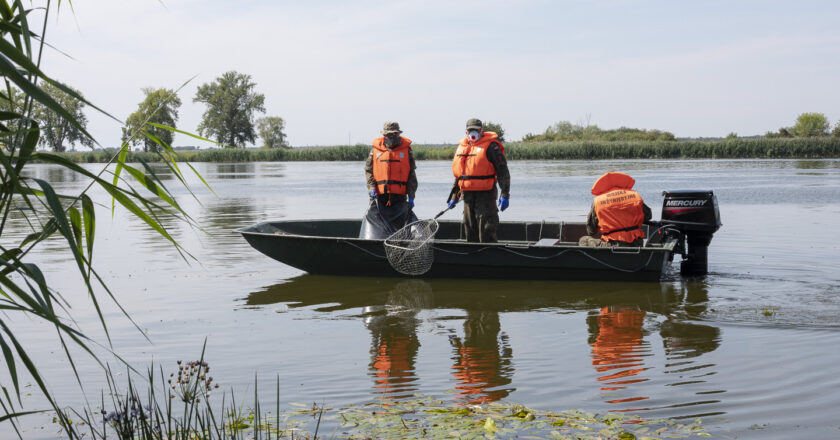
[237,190,721,282]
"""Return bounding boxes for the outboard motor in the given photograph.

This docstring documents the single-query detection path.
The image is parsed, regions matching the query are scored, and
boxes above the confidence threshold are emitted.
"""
[659,190,721,276]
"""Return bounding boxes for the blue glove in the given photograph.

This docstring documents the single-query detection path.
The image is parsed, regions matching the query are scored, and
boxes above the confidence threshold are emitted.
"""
[498,196,509,212]
[369,189,376,199]
[447,200,457,209]
[408,198,414,209]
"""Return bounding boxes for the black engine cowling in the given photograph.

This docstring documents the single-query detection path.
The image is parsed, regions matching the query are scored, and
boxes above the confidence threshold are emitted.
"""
[659,190,721,276]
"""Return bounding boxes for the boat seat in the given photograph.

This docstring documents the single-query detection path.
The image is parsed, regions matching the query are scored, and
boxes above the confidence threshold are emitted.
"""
[532,238,580,247]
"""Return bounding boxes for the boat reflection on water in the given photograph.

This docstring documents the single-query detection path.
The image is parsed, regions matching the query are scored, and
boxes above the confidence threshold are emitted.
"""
[245,276,720,409]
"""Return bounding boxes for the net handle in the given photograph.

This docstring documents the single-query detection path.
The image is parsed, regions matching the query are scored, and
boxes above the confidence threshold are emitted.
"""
[433,202,457,220]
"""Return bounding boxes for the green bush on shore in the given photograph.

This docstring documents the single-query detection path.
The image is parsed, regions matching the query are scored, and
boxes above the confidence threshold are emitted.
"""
[46,138,840,163]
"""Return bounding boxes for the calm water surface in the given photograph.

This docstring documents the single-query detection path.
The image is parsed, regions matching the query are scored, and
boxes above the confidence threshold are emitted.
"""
[5,159,840,439]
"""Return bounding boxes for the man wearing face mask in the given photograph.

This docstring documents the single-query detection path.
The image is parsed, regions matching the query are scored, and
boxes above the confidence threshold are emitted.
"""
[447,118,511,243]
[360,121,418,239]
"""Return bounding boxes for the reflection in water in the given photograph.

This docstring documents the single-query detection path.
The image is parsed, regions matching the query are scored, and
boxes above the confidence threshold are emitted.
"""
[140,162,178,181]
[245,276,721,409]
[363,280,432,399]
[47,166,80,183]
[211,163,256,179]
[585,281,721,412]
[588,307,649,404]
[794,160,830,170]
[19,164,81,184]
[450,310,513,404]
[202,197,260,230]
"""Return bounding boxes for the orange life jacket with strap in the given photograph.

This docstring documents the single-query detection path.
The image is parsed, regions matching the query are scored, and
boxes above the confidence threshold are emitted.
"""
[372,136,412,195]
[452,132,504,192]
[591,172,646,243]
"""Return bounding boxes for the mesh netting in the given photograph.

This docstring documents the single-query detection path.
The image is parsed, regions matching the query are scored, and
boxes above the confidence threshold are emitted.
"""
[383,219,440,275]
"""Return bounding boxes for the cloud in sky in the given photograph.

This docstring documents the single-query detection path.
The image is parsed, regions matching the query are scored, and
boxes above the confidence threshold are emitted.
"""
[45,0,840,147]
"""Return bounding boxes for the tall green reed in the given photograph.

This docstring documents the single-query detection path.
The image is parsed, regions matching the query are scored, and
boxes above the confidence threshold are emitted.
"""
[1,2,207,437]
[54,138,840,164]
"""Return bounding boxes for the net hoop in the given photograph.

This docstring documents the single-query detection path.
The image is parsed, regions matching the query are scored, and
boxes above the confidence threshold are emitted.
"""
[383,219,440,275]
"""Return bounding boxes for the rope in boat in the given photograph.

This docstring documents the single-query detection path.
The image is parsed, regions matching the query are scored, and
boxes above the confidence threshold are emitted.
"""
[342,240,387,259]
[433,244,656,273]
[342,240,658,273]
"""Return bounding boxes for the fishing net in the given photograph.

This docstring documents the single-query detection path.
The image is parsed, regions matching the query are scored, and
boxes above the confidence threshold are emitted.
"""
[383,219,440,275]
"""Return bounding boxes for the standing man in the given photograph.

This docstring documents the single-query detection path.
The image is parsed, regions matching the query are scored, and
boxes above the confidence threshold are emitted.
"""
[578,172,652,247]
[361,121,418,238]
[447,118,510,243]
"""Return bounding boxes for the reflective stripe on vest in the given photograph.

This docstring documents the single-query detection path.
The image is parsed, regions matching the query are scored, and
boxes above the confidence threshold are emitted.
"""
[372,136,412,195]
[452,132,504,192]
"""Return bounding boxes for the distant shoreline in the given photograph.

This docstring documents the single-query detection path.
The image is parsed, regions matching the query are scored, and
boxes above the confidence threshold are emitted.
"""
[50,138,840,163]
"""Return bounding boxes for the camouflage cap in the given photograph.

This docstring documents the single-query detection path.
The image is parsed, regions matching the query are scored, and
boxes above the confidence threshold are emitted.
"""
[381,121,402,135]
[465,118,483,130]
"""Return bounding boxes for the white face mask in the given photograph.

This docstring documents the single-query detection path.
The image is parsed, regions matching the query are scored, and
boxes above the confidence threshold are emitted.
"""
[468,130,481,142]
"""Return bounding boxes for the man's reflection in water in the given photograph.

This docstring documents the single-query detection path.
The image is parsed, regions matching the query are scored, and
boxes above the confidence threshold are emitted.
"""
[587,307,650,404]
[587,281,721,408]
[245,275,720,411]
[449,310,514,404]
[363,280,432,400]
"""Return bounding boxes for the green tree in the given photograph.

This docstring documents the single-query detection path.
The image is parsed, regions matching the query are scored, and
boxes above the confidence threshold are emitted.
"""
[765,127,793,138]
[482,121,505,142]
[31,82,94,152]
[832,122,840,138]
[548,121,580,139]
[523,120,674,142]
[0,86,26,150]
[256,116,289,148]
[792,112,830,137]
[194,71,266,148]
[122,87,182,152]
[726,132,738,140]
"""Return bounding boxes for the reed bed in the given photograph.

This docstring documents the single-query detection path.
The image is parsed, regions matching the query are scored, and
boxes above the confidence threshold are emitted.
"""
[504,138,840,160]
[51,138,840,163]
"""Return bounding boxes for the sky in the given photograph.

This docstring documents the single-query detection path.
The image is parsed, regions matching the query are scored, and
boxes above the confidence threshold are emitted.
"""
[45,0,840,148]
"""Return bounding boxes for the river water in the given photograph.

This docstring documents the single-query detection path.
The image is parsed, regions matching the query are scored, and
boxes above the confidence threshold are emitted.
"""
[5,159,840,439]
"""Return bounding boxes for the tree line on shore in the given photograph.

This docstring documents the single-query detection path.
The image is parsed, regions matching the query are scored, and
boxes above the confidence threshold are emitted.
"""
[3,68,840,154]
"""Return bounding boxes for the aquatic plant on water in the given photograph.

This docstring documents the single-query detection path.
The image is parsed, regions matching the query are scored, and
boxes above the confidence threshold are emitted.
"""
[63,357,710,440]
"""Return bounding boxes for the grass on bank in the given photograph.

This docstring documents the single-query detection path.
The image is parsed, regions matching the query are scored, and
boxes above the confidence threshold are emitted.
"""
[50,138,840,163]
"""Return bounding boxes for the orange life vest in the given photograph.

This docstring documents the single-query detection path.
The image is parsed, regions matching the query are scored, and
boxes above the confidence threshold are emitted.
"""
[452,132,504,192]
[371,136,412,195]
[591,172,645,243]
